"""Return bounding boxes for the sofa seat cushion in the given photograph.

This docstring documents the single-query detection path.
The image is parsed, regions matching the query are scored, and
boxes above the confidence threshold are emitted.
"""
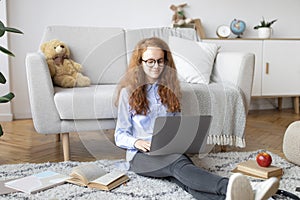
[54,85,118,120]
[53,82,246,147]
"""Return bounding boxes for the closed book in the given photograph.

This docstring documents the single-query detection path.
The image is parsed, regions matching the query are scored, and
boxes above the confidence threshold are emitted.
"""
[0,179,18,195]
[4,171,69,194]
[233,160,283,179]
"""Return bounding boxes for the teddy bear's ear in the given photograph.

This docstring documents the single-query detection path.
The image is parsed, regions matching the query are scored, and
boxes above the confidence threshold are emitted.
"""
[170,5,177,11]
[40,43,47,52]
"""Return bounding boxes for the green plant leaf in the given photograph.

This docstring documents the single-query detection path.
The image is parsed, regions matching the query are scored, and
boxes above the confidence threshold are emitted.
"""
[0,45,15,56]
[268,19,278,27]
[0,92,15,103]
[0,20,5,37]
[0,20,23,37]
[0,124,3,137]
[0,72,6,84]
[4,27,23,34]
[253,17,278,29]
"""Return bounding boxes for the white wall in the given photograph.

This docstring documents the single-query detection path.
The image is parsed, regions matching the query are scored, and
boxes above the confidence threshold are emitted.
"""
[0,0,13,121]
[3,0,300,119]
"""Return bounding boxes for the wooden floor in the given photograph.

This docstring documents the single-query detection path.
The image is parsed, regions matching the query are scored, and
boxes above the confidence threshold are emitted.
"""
[0,109,299,165]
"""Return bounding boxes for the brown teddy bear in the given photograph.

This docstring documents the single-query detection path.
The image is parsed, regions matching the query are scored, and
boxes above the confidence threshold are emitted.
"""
[170,3,193,26]
[40,39,91,88]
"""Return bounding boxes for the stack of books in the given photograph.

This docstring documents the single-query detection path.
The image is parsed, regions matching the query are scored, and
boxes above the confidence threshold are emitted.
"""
[232,160,283,179]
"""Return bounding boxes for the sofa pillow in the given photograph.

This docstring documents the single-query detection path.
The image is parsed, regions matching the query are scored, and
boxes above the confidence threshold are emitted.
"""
[168,36,219,84]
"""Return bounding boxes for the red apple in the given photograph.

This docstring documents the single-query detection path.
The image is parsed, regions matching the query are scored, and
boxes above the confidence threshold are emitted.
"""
[256,152,272,167]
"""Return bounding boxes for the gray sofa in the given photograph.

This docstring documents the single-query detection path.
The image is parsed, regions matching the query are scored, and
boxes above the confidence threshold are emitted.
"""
[25,26,255,161]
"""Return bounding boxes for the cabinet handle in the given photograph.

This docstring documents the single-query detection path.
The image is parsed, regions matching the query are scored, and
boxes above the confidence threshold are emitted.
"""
[266,62,269,74]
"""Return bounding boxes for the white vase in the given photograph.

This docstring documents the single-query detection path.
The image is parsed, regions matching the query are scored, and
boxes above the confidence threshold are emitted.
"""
[258,27,272,39]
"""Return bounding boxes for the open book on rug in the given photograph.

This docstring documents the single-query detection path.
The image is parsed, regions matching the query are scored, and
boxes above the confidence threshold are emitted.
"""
[67,163,129,191]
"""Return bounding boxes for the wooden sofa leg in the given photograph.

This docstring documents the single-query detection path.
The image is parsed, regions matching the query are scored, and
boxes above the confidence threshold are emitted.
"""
[61,133,70,161]
[56,134,61,142]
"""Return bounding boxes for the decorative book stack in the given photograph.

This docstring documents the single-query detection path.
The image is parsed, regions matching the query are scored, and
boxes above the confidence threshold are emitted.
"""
[232,160,283,179]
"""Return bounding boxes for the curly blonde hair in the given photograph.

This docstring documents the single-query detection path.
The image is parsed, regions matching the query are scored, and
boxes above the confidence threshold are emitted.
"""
[115,37,181,115]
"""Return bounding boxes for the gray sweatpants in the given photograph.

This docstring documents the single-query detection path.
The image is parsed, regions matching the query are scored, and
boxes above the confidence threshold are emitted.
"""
[130,152,228,200]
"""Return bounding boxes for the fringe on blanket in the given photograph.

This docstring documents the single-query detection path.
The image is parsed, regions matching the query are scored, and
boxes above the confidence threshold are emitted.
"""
[207,135,246,148]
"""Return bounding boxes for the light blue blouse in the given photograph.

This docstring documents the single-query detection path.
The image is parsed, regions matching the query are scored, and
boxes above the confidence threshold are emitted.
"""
[114,83,178,161]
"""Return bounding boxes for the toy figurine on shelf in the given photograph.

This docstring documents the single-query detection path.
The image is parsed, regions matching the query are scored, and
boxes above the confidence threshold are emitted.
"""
[170,3,193,27]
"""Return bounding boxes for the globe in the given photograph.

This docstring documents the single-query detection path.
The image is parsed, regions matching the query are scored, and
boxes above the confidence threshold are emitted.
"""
[230,19,246,38]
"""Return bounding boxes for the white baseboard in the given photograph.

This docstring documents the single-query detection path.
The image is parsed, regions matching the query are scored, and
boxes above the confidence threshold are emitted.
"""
[13,112,32,120]
[0,113,13,121]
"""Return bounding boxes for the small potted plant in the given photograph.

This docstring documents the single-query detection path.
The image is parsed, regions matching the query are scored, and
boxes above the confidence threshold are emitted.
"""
[253,17,277,39]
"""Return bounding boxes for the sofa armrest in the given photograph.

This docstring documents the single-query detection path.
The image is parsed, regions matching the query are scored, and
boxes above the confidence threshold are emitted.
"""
[25,52,61,133]
[211,52,255,113]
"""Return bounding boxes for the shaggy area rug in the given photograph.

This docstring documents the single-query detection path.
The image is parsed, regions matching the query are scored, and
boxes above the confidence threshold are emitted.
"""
[0,150,299,200]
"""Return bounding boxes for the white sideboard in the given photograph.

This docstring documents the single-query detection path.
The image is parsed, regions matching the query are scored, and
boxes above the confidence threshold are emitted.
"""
[203,38,300,113]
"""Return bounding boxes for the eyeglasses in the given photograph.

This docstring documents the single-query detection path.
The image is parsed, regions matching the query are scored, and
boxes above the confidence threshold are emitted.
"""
[141,58,166,68]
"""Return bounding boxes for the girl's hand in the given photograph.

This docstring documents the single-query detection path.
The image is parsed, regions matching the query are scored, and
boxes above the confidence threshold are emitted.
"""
[134,139,151,152]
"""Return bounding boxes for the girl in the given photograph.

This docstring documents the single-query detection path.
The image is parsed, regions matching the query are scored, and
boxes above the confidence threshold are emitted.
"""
[114,37,278,200]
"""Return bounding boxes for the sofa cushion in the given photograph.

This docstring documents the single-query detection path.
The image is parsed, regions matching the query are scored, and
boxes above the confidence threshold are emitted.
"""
[125,27,199,64]
[54,85,118,120]
[40,26,127,84]
[169,36,219,84]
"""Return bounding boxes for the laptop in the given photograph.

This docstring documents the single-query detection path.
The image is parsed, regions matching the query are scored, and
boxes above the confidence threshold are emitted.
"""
[148,115,212,156]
